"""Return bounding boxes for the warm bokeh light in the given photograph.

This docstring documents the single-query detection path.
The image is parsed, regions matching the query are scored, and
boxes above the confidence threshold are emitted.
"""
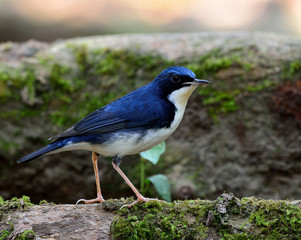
[120,0,191,23]
[283,0,301,36]
[190,0,272,29]
[0,0,300,41]
[12,0,192,24]
[12,0,108,24]
[11,0,274,28]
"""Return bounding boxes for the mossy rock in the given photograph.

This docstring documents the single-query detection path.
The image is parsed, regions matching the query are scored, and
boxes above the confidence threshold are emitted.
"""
[1,193,300,239]
[112,193,301,239]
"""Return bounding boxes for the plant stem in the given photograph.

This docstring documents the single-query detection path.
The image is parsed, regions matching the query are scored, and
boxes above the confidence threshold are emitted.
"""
[140,158,145,193]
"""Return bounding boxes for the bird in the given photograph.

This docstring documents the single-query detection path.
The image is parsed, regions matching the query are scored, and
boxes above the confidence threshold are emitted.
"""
[17,66,210,208]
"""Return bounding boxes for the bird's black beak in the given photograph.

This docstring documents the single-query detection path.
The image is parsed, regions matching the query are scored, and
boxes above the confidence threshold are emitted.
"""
[194,79,210,85]
[189,79,210,86]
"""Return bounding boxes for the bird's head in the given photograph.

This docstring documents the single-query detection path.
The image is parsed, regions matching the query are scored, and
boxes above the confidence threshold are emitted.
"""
[152,66,210,105]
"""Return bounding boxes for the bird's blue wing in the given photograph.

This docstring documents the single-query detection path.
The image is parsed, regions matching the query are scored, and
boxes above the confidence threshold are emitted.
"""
[49,109,127,140]
[49,87,174,141]
[73,110,126,134]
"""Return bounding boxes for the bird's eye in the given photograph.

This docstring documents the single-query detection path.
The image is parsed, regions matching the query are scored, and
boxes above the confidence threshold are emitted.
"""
[171,74,180,83]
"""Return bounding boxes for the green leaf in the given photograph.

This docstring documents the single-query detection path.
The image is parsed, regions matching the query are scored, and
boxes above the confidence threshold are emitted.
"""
[140,142,165,165]
[148,174,171,202]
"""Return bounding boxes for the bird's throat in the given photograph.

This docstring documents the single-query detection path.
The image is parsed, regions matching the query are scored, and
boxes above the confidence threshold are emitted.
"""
[168,86,197,109]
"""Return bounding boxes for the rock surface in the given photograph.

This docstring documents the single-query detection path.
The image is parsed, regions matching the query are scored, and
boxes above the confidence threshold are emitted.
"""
[2,204,114,240]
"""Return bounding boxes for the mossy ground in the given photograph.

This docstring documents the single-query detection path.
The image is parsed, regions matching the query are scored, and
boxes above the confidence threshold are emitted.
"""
[111,199,210,239]
[111,193,301,240]
[0,196,36,240]
[0,195,33,217]
[0,194,300,239]
[0,229,35,240]
[0,229,36,240]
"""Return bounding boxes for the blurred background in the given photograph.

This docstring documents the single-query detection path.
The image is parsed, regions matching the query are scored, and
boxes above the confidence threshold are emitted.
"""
[0,0,300,43]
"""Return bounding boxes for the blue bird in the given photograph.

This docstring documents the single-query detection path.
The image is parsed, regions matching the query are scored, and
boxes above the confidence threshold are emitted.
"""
[17,66,210,207]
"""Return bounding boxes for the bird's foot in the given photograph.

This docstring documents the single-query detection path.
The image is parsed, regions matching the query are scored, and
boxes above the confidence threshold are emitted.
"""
[76,195,105,205]
[121,196,161,209]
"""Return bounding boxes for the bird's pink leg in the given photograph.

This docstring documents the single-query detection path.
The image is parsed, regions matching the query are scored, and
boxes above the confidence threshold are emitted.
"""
[76,152,105,204]
[112,161,158,208]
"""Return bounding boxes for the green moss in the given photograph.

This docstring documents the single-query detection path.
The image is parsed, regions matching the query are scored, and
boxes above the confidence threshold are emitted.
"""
[67,44,89,75]
[182,48,286,120]
[216,195,301,239]
[0,139,19,152]
[102,198,137,211]
[0,195,34,229]
[282,60,301,79]
[112,200,211,239]
[289,61,301,76]
[186,55,236,79]
[15,230,36,240]
[0,230,10,240]
[187,51,276,120]
[0,196,34,213]
[49,64,73,91]
[0,228,35,240]
[38,199,55,205]
[244,198,301,239]
[242,62,253,72]
[184,51,243,120]
[0,223,13,240]
[194,78,275,121]
[111,194,301,239]
[198,87,240,121]
[0,66,22,103]
[0,195,299,239]
[246,79,275,92]
[0,196,38,240]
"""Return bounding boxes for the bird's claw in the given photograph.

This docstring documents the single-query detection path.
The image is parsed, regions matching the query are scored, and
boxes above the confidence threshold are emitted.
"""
[120,197,161,209]
[76,196,105,205]
[76,199,86,205]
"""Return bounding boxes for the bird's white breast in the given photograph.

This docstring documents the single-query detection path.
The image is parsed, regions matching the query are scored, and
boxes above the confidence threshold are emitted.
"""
[167,85,197,130]
[56,129,174,157]
[51,85,197,157]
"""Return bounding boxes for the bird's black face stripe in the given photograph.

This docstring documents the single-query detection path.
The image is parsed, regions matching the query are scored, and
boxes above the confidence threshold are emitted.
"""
[156,74,195,98]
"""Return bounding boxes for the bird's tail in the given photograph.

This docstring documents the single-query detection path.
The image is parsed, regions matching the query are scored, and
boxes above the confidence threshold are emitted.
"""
[17,139,66,163]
